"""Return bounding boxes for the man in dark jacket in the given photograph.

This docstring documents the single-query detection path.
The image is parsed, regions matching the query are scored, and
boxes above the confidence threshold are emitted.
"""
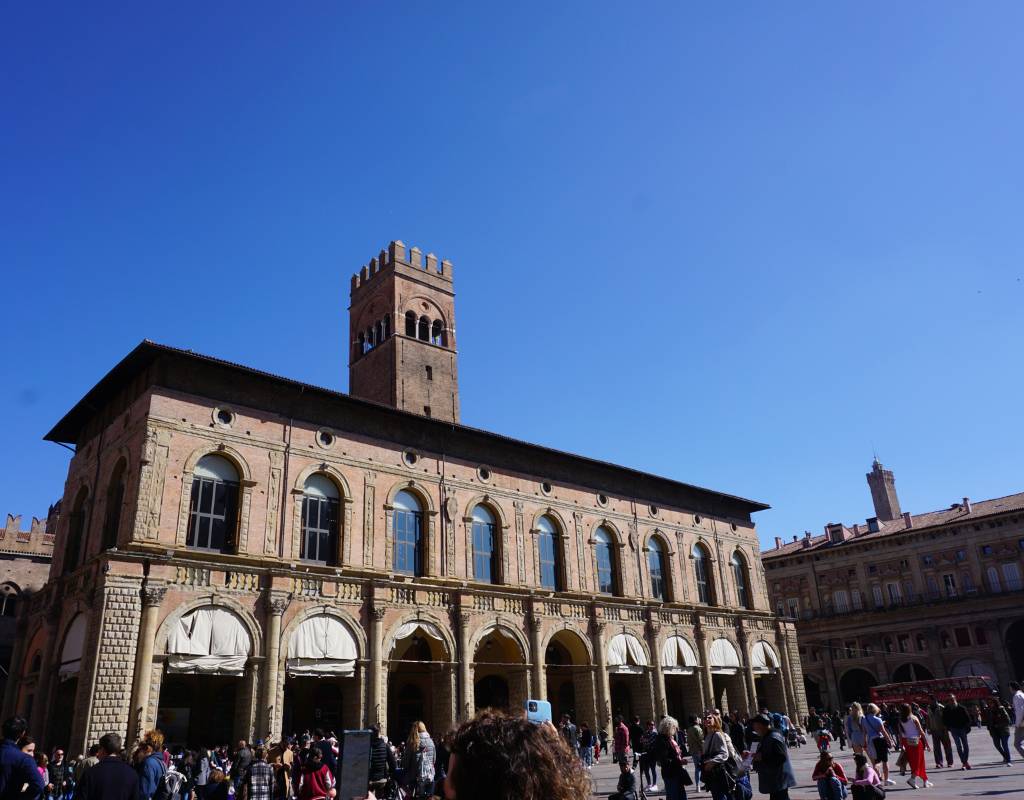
[751,713,796,800]
[941,695,973,769]
[231,739,253,790]
[0,716,44,799]
[75,733,140,800]
[367,726,396,793]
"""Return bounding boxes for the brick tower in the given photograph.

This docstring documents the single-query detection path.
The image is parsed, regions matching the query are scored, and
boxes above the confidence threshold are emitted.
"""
[866,458,901,521]
[348,240,460,422]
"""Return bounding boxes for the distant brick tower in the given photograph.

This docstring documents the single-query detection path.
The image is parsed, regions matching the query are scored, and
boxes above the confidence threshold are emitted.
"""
[866,459,901,521]
[348,240,460,422]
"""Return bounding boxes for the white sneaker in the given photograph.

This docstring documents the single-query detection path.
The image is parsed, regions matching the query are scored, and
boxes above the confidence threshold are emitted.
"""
[907,778,918,789]
[648,786,658,792]
[884,779,895,786]
[924,781,933,787]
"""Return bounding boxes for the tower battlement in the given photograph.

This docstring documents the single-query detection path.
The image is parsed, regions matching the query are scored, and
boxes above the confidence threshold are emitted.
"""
[350,240,454,295]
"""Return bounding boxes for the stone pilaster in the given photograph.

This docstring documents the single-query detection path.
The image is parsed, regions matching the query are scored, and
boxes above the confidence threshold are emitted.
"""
[456,604,473,721]
[646,614,666,718]
[31,604,62,743]
[528,608,545,701]
[369,605,386,727]
[127,582,166,744]
[694,623,715,711]
[590,617,610,732]
[261,592,289,735]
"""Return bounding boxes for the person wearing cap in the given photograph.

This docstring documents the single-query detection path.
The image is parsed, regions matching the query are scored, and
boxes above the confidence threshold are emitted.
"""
[748,712,796,800]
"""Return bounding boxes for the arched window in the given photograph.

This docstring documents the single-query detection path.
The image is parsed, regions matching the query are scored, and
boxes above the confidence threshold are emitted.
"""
[648,537,667,600]
[987,566,1001,592]
[101,459,127,551]
[537,515,561,591]
[354,338,363,361]
[393,490,423,576]
[732,551,752,609]
[382,315,391,339]
[366,326,375,349]
[693,543,713,605]
[186,455,240,554]
[418,316,429,341]
[0,584,18,617]
[301,474,340,565]
[431,320,444,345]
[405,311,417,337]
[376,320,384,345]
[472,505,499,584]
[595,526,618,596]
[63,487,89,575]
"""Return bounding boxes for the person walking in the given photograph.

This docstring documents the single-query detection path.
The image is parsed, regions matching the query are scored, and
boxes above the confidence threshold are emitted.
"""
[749,712,796,800]
[685,715,704,790]
[239,745,274,800]
[863,704,894,787]
[1011,681,1024,760]
[0,716,44,799]
[898,703,931,789]
[400,721,436,800]
[629,717,645,768]
[649,715,689,800]
[941,695,972,770]
[639,720,659,792]
[614,716,632,766]
[985,699,1013,766]
[76,733,141,800]
[926,701,953,769]
[560,715,579,759]
[844,703,868,756]
[232,740,254,793]
[701,713,736,800]
[579,723,596,769]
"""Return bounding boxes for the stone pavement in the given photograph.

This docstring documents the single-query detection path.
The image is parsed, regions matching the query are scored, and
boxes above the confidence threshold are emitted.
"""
[587,739,1024,799]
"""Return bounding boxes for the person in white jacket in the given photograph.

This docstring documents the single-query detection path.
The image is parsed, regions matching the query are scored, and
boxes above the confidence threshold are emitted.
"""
[1011,681,1024,760]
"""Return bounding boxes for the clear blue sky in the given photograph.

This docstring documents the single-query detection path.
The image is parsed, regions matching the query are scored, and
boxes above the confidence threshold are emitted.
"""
[3,3,1023,549]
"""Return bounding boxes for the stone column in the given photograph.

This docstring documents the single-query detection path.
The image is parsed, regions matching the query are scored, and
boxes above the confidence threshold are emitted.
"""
[261,592,289,735]
[528,608,545,702]
[737,627,756,714]
[646,616,666,717]
[694,625,715,711]
[369,605,386,727]
[456,607,473,721]
[987,621,1013,694]
[590,619,610,731]
[127,583,166,744]
[774,627,799,719]
[30,605,61,742]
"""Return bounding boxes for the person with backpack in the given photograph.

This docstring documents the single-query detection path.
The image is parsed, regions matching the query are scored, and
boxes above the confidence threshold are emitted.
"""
[702,713,739,800]
[135,730,169,800]
[76,733,141,800]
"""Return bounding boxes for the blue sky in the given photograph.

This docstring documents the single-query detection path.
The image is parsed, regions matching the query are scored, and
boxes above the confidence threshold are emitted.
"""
[3,3,1023,549]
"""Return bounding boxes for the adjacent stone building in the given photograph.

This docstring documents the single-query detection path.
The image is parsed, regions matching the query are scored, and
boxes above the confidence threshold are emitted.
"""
[763,460,1024,710]
[6,241,805,752]
[0,509,56,706]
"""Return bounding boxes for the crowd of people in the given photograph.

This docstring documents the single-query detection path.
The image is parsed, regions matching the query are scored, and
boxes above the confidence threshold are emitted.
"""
[802,681,1024,797]
[2,682,1020,800]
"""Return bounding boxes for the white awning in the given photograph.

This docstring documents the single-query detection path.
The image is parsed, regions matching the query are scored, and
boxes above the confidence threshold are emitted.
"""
[58,615,88,680]
[661,636,698,674]
[607,633,647,669]
[751,640,780,674]
[167,607,252,675]
[392,621,445,645]
[286,614,358,677]
[951,659,995,679]
[709,638,740,674]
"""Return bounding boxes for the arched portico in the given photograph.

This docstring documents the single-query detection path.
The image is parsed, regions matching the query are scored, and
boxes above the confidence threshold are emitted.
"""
[387,616,456,739]
[544,627,594,723]
[473,624,529,715]
[662,634,702,723]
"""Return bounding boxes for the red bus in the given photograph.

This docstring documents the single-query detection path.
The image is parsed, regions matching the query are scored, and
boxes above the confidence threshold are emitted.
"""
[870,675,997,707]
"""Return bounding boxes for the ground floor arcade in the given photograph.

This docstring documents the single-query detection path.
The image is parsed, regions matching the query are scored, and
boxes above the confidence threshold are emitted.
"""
[4,565,807,752]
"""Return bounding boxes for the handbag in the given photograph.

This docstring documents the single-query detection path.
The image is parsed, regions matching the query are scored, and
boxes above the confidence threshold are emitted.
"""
[681,767,693,786]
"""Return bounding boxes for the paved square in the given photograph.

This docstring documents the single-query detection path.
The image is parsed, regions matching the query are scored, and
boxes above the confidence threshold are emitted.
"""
[586,739,1024,798]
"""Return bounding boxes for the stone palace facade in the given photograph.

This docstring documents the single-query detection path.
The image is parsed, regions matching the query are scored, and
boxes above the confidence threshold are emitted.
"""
[5,241,805,751]
[763,460,1024,710]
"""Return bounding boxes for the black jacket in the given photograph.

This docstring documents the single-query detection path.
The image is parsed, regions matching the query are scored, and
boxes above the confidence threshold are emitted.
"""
[368,737,396,782]
[75,756,142,800]
[941,704,971,730]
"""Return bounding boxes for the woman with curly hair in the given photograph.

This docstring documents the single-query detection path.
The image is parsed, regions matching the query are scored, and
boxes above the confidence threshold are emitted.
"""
[442,710,590,800]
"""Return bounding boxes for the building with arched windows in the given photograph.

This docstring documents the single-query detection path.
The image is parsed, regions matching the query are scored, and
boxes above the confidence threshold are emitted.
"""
[764,460,1024,712]
[7,241,805,751]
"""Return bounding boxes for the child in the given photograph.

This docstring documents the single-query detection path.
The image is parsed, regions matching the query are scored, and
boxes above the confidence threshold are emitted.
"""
[609,758,638,800]
[850,753,884,800]
[812,751,848,800]
[818,729,834,753]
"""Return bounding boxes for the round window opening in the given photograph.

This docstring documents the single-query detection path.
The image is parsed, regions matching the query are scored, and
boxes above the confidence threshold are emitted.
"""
[731,522,738,532]
[694,514,702,525]
[477,467,491,482]
[540,481,552,495]
[215,408,234,426]
[316,430,335,448]
[597,493,609,507]
[404,451,419,466]
[649,505,659,517]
